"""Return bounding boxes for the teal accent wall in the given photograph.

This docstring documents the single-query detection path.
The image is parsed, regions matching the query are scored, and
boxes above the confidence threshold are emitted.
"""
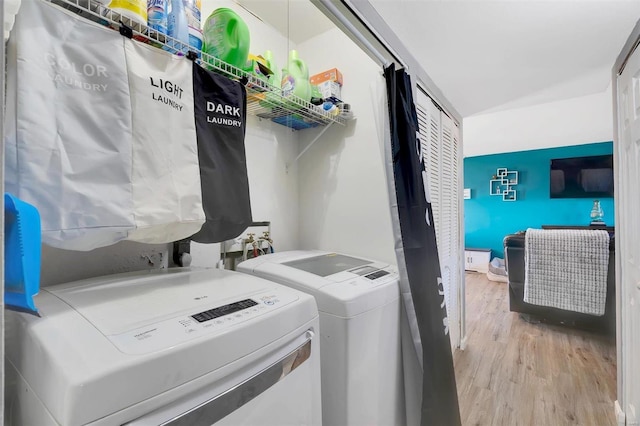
[464,142,614,258]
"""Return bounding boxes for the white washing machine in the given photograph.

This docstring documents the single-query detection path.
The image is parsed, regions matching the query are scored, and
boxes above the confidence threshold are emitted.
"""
[237,251,404,426]
[4,268,322,426]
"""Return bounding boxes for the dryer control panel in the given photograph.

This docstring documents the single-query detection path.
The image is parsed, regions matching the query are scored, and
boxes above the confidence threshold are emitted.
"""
[108,291,297,355]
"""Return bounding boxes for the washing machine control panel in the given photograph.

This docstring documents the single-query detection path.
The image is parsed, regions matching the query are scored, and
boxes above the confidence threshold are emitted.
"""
[108,291,296,355]
[191,299,258,323]
[345,265,397,288]
[363,270,390,280]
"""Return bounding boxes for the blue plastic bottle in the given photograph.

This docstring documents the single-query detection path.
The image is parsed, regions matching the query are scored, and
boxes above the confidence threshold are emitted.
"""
[165,0,189,54]
[147,0,168,34]
[182,0,203,52]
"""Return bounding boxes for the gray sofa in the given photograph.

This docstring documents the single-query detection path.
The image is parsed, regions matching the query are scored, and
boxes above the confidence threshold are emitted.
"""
[503,232,615,334]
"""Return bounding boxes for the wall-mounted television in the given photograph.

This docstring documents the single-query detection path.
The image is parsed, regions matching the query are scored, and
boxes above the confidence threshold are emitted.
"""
[550,154,614,198]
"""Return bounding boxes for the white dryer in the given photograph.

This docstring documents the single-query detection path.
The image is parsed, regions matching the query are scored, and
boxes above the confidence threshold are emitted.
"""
[4,268,322,426]
[237,251,404,426]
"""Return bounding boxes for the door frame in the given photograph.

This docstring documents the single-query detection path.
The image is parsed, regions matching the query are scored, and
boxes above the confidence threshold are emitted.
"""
[612,17,640,426]
[1,3,6,420]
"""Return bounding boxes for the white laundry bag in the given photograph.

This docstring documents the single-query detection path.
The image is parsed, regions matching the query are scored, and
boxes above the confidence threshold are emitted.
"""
[5,0,135,251]
[123,39,205,243]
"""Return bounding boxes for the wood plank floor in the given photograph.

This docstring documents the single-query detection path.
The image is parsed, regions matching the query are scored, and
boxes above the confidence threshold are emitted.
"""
[454,272,617,426]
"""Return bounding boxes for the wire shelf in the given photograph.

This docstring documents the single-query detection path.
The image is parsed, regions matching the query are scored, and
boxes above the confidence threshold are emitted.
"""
[47,0,346,130]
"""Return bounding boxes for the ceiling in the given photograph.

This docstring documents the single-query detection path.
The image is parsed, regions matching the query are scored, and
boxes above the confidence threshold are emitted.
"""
[368,0,640,117]
[235,0,334,45]
[235,0,640,118]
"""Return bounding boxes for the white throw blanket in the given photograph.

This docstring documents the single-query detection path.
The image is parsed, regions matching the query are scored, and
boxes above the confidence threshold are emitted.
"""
[524,228,610,316]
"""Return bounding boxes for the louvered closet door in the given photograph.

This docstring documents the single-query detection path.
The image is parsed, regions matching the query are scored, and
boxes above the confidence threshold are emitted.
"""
[416,89,461,350]
[439,112,461,350]
[416,92,442,237]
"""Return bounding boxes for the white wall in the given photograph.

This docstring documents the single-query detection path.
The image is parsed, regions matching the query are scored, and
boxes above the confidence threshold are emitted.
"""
[191,118,299,267]
[41,242,169,286]
[190,1,302,268]
[43,119,300,280]
[201,0,294,70]
[195,5,398,266]
[295,27,396,265]
[463,86,614,157]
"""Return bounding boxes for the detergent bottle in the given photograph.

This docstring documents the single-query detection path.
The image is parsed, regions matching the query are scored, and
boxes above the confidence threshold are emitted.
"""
[281,50,311,107]
[259,50,282,109]
[263,50,280,90]
[310,84,323,105]
[202,8,250,70]
[109,0,147,26]
[243,54,267,83]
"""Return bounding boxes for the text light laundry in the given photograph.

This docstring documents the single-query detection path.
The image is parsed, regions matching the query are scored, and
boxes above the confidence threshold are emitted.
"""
[152,92,184,111]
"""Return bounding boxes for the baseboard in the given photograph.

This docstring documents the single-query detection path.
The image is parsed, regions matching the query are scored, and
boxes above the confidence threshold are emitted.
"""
[615,400,626,426]
[465,268,489,274]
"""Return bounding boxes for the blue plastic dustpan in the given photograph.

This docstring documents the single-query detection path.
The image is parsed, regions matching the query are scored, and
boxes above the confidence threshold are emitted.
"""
[4,193,41,314]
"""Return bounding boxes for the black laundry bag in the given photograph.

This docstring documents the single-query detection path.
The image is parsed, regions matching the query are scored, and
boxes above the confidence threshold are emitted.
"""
[191,63,252,243]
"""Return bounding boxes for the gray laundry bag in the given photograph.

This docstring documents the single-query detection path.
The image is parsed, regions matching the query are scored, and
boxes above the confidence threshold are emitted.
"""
[5,0,135,251]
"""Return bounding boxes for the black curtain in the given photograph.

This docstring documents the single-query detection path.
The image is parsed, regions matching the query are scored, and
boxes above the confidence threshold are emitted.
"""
[384,63,461,426]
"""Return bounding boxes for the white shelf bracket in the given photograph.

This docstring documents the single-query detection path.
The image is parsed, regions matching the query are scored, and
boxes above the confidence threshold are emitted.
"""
[286,122,334,172]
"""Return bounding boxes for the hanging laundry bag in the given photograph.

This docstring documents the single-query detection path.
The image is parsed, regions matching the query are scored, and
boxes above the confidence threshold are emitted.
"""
[4,0,135,251]
[190,63,252,243]
[124,39,205,243]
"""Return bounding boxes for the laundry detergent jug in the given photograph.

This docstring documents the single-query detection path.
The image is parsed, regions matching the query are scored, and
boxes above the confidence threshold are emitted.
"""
[243,53,268,83]
[281,50,311,107]
[263,50,280,89]
[259,50,282,109]
[202,8,250,69]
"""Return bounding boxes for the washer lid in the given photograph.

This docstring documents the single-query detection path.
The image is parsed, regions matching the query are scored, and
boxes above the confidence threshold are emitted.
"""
[238,251,399,317]
[6,268,317,426]
[46,268,272,336]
